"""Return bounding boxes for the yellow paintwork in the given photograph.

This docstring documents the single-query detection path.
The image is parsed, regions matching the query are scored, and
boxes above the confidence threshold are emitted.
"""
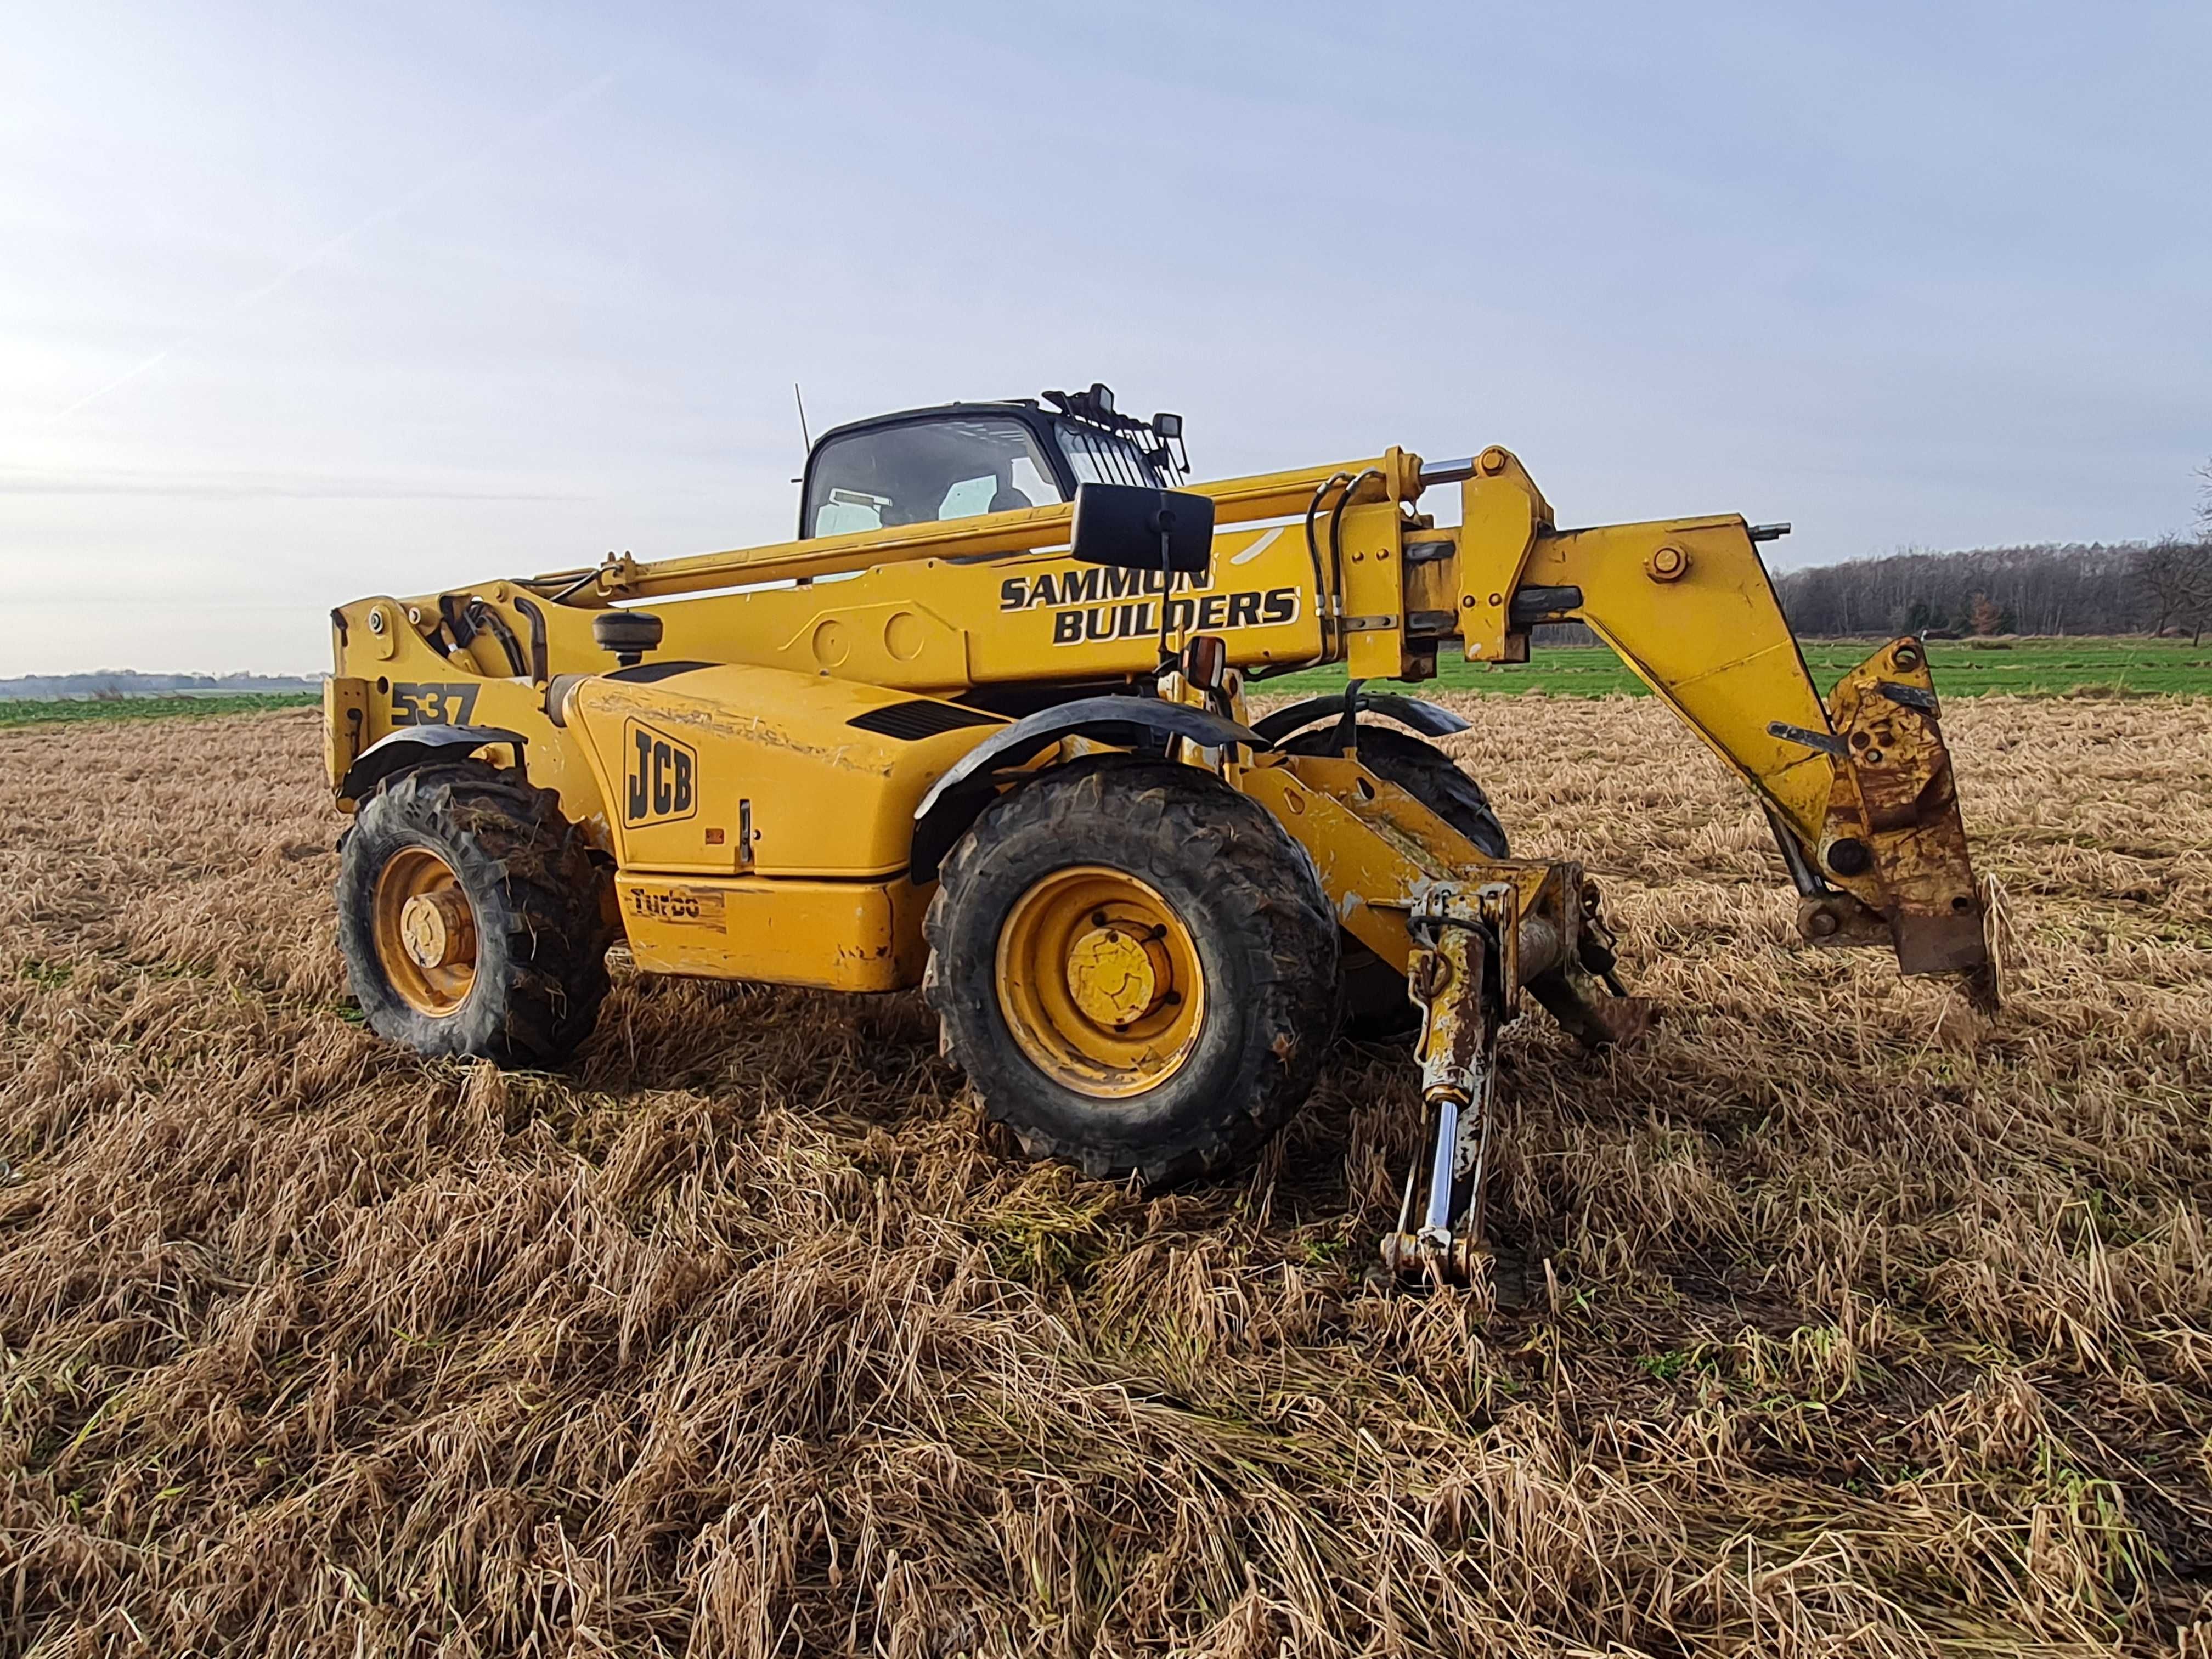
[995,866,1204,1096]
[1335,498,1415,680]
[566,453,1407,598]
[327,436,1976,998]
[616,872,923,989]
[324,674,369,792]
[619,523,1324,693]
[559,663,994,877]
[329,602,604,822]
[1530,517,1835,842]
[374,845,476,1015]
[1239,754,1553,973]
[1453,449,1554,663]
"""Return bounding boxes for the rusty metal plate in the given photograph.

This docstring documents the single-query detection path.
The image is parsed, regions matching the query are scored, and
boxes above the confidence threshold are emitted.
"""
[1822,639,1995,994]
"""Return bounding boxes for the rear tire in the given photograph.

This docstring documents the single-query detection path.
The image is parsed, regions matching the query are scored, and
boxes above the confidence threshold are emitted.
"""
[337,761,611,1066]
[1283,723,1510,1039]
[923,757,1339,1186]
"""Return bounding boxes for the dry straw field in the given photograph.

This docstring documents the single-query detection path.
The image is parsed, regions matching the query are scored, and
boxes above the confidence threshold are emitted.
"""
[3,695,2209,1656]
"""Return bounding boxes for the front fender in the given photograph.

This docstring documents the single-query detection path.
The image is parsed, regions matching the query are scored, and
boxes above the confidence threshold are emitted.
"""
[910,695,1265,882]
[1249,690,1471,747]
[340,724,528,802]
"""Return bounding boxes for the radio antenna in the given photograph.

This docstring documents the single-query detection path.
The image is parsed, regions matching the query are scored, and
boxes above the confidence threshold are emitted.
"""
[793,382,812,451]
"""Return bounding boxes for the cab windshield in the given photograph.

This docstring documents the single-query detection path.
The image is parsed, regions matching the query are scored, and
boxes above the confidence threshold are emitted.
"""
[804,416,1062,538]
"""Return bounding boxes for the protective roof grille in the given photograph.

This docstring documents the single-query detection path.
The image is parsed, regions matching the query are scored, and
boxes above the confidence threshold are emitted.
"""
[847,701,1004,741]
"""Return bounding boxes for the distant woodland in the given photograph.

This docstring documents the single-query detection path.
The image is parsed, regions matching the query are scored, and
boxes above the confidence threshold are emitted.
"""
[1774,540,2211,639]
[0,671,321,702]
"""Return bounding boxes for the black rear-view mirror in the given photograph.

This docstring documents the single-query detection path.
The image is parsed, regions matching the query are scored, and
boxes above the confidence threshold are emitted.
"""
[1069,483,1214,577]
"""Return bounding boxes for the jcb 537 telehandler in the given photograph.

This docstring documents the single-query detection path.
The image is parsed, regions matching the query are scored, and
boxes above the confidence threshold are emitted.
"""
[324,385,1993,1281]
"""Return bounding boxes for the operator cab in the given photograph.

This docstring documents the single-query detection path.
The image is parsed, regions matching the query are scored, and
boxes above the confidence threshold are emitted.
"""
[799,383,1188,539]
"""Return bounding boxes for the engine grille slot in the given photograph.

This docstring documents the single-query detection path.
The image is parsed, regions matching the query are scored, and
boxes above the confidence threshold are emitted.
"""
[847,701,1005,741]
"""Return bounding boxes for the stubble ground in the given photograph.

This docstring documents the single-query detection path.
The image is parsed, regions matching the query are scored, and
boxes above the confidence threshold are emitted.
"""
[2,696,2208,1655]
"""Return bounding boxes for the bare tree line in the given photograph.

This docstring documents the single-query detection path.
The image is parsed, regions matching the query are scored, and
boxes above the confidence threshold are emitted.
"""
[1771,460,2212,640]
[1775,543,2152,636]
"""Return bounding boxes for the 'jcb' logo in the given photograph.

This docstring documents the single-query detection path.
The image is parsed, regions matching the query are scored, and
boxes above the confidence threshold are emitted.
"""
[624,721,697,825]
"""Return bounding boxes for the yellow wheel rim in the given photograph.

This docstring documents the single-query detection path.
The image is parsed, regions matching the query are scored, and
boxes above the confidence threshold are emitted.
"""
[373,845,479,1017]
[995,865,1204,1098]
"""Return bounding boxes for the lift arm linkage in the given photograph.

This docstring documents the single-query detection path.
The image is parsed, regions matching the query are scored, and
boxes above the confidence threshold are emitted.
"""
[539,453,1421,599]
[399,432,1992,1000]
[1445,452,1994,1000]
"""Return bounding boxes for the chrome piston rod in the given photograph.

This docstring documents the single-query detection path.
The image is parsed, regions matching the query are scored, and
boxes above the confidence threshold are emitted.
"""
[1381,885,1509,1284]
[1379,875,1652,1285]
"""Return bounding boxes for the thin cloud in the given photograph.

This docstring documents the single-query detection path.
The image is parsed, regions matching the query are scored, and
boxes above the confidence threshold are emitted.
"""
[0,467,579,501]
[51,65,625,423]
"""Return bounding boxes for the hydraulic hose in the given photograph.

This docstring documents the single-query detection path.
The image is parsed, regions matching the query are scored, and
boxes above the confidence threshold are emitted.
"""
[1302,472,1352,648]
[1328,468,1386,594]
[467,599,529,679]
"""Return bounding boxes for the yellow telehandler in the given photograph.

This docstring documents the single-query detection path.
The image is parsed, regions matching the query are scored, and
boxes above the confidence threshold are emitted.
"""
[323,384,1993,1281]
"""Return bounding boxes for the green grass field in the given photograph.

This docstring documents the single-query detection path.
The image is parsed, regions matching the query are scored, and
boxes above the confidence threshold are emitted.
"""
[0,692,320,729]
[1264,635,2212,698]
[3,637,2204,731]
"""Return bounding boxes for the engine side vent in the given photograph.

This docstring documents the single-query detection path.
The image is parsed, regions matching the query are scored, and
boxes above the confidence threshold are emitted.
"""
[847,700,1005,741]
[603,659,714,684]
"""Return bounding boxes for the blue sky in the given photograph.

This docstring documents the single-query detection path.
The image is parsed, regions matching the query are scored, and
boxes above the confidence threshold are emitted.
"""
[4,2,2207,674]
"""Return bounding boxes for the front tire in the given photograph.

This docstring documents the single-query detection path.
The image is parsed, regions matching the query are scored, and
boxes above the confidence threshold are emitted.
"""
[923,757,1339,1186]
[337,761,611,1066]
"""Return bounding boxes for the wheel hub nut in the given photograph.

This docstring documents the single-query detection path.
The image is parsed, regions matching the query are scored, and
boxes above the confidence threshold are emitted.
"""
[1065,926,1172,1026]
[399,890,475,969]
